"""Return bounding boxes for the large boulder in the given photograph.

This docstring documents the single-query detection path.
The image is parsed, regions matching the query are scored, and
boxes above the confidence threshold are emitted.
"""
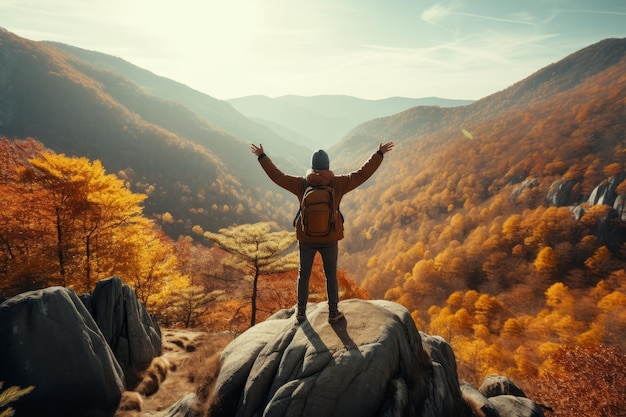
[83,276,162,387]
[0,286,125,417]
[208,299,470,417]
[479,375,526,398]
[586,172,626,207]
[418,331,468,416]
[487,396,545,417]
[546,179,577,207]
[461,378,545,417]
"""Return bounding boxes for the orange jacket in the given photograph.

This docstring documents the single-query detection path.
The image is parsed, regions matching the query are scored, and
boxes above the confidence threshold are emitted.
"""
[258,151,384,243]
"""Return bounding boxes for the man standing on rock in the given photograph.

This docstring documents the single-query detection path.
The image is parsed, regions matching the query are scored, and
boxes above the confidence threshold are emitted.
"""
[250,141,394,323]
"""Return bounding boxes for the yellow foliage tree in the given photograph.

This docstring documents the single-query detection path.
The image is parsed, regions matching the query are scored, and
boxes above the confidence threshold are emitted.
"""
[121,227,189,309]
[584,246,614,277]
[545,282,575,312]
[0,140,183,304]
[534,246,558,277]
[592,290,626,345]
[204,222,298,327]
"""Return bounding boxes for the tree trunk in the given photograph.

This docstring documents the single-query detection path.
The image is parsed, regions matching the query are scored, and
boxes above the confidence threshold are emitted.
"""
[251,270,258,327]
[56,206,66,284]
[85,234,91,290]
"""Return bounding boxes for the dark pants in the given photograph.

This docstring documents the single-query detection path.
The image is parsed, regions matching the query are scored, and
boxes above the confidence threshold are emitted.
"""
[297,241,339,312]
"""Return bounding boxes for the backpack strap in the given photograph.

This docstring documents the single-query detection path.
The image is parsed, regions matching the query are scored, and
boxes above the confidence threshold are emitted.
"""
[292,178,307,227]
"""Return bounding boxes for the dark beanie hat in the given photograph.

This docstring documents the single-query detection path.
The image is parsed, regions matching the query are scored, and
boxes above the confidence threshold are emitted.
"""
[311,149,329,170]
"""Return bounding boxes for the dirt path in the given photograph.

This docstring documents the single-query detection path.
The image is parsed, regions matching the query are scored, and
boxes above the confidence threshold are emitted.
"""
[116,329,234,416]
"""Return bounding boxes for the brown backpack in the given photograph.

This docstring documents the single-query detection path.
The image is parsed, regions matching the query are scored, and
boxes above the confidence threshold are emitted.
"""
[294,182,336,237]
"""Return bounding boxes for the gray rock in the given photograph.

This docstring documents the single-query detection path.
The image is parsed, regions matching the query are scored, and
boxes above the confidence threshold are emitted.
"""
[510,178,537,202]
[156,392,199,417]
[546,179,576,207]
[569,204,585,220]
[479,374,527,398]
[0,286,125,416]
[488,395,545,417]
[614,194,626,221]
[89,276,162,387]
[420,332,461,391]
[587,173,626,207]
[419,332,469,416]
[209,299,469,417]
[460,381,500,417]
[468,375,547,417]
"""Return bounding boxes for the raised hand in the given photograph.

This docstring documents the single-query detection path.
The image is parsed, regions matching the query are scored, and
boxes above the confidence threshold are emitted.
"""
[250,143,264,157]
[379,141,394,154]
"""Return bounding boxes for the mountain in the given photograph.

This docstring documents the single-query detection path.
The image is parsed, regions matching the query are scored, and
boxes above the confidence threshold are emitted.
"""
[0,29,472,240]
[326,38,626,311]
[227,95,473,149]
[0,29,310,237]
[332,37,626,160]
[2,28,626,310]
[46,42,313,169]
[333,37,626,170]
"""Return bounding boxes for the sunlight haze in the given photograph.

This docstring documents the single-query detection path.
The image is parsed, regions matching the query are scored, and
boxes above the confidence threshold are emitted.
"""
[2,0,625,100]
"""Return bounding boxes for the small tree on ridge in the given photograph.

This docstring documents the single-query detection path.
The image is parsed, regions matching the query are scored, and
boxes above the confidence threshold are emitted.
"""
[204,222,298,327]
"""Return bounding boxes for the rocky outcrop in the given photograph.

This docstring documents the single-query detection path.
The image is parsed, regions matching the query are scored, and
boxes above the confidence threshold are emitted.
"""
[547,173,626,210]
[460,375,545,417]
[586,172,626,207]
[207,299,543,417]
[82,276,162,387]
[479,375,527,398]
[0,277,162,416]
[510,178,538,203]
[0,286,125,417]
[544,173,626,249]
[546,178,577,207]
[577,174,626,249]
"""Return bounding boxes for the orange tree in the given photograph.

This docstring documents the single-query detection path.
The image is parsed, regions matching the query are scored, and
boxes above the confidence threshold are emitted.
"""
[527,345,626,417]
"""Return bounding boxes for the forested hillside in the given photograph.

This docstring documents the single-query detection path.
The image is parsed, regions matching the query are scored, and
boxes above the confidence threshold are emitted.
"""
[315,38,626,380]
[0,30,454,243]
[47,41,315,168]
[0,29,303,239]
[331,37,626,288]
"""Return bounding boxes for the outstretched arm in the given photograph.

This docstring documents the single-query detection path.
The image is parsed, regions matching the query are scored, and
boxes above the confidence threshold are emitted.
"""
[341,141,394,193]
[250,143,303,195]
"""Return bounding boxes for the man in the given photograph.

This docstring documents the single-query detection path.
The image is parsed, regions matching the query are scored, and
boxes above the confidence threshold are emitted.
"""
[251,141,393,323]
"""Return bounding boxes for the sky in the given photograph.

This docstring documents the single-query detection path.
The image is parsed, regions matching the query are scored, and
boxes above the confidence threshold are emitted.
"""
[2,0,626,101]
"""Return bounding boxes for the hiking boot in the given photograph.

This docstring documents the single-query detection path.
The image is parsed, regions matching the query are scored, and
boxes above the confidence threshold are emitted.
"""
[328,310,345,324]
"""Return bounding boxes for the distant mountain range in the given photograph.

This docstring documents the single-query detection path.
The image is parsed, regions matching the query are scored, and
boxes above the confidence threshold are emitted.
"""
[227,95,472,149]
[0,28,467,238]
[1,28,625,262]
[47,42,314,167]
[47,43,469,153]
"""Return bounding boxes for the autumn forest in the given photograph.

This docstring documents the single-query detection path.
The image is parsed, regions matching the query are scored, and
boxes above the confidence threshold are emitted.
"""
[1,31,626,416]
